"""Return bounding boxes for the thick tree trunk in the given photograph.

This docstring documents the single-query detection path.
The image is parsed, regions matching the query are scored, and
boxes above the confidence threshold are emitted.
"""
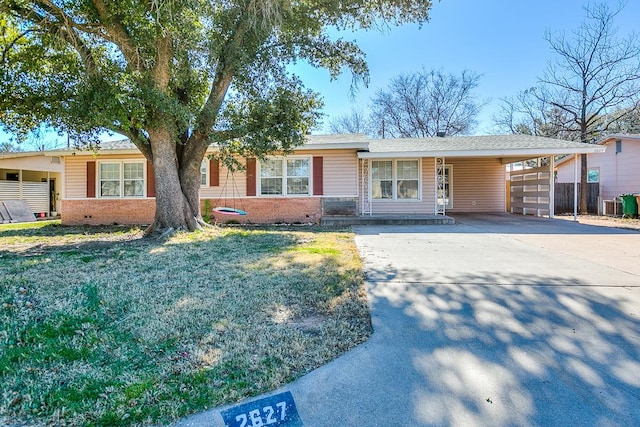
[579,153,588,214]
[147,127,200,233]
[178,138,210,226]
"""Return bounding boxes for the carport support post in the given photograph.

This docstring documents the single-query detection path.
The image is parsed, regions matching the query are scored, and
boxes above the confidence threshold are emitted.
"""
[573,153,578,221]
[549,156,555,218]
[435,157,446,215]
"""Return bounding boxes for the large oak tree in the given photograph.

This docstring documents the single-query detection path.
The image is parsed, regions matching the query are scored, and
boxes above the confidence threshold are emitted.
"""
[0,0,433,232]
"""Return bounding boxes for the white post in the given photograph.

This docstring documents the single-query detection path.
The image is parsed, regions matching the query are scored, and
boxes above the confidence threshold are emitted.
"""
[573,153,578,221]
[434,158,438,215]
[367,159,373,216]
[549,156,555,218]
[18,169,23,199]
[359,159,363,215]
[47,172,51,215]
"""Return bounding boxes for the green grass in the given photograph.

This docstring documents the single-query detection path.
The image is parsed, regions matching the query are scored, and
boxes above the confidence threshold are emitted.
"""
[0,223,372,426]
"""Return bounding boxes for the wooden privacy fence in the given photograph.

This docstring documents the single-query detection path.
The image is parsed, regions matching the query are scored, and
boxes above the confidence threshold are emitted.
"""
[554,182,599,214]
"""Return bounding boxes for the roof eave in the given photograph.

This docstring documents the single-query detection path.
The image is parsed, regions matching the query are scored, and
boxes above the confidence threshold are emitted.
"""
[0,151,48,159]
[357,146,606,159]
[596,134,640,145]
[55,148,143,156]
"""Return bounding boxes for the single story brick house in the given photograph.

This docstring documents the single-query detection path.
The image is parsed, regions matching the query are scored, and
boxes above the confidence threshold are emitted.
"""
[555,134,640,212]
[48,133,604,225]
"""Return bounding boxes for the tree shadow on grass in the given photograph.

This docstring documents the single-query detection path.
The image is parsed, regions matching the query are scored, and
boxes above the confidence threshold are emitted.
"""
[1,226,372,426]
[364,265,640,426]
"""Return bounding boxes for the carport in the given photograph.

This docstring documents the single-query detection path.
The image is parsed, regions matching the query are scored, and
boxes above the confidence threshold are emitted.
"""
[356,134,605,219]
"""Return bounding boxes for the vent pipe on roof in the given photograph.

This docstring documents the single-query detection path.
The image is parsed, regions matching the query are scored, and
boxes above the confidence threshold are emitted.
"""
[436,131,446,137]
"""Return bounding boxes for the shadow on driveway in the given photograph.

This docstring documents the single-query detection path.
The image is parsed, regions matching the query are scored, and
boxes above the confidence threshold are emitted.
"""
[365,267,640,426]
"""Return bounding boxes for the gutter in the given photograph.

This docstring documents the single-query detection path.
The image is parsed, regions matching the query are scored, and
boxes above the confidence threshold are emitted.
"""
[357,146,606,159]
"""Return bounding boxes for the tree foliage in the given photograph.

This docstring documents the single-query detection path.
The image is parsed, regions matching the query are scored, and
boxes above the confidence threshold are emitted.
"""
[371,68,483,138]
[0,0,434,232]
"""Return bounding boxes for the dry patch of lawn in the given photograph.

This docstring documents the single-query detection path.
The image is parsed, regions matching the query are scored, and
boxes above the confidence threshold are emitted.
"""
[555,214,640,231]
[0,222,372,426]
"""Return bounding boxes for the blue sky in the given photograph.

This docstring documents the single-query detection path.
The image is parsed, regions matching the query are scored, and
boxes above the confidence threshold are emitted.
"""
[299,0,640,134]
[2,0,639,147]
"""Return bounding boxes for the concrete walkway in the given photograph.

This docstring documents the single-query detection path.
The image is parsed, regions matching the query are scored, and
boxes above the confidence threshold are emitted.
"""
[176,214,640,426]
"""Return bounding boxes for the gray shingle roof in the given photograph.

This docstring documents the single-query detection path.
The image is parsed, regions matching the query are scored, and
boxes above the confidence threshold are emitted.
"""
[97,139,137,150]
[48,133,605,157]
[91,134,368,151]
[305,133,369,145]
[366,134,600,153]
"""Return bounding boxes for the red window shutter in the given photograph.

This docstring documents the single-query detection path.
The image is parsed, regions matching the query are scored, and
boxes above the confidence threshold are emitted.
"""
[86,161,96,198]
[246,158,256,196]
[147,161,156,197]
[210,159,220,187]
[313,156,324,195]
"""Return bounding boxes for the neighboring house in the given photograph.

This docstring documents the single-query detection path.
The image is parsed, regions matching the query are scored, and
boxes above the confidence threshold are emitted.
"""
[48,133,604,226]
[0,151,64,218]
[555,134,640,205]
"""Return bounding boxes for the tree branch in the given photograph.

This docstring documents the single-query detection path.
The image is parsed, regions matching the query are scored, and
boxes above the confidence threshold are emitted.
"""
[89,0,142,71]
[1,28,33,64]
[191,2,257,145]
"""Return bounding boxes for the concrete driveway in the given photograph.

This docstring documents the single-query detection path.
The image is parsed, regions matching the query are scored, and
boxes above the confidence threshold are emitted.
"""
[177,214,640,427]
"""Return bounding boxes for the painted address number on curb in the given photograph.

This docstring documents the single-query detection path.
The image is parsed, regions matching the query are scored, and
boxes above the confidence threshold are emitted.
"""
[221,391,302,427]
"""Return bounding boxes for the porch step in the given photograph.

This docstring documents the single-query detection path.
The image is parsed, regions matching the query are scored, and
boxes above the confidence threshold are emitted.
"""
[321,215,455,226]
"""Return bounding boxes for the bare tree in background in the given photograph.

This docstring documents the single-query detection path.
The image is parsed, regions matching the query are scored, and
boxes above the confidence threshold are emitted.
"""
[328,108,375,135]
[493,88,579,140]
[371,68,484,138]
[538,2,640,213]
[0,141,21,153]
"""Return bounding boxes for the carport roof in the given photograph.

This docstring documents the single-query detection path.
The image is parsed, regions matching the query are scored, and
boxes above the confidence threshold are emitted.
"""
[357,134,606,162]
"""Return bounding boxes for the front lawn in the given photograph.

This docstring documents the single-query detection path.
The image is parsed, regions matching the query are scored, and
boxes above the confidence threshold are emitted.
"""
[0,222,372,426]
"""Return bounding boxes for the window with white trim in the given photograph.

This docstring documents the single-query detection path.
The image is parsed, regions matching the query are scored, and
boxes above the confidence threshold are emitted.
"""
[99,161,145,198]
[259,157,310,196]
[371,159,420,200]
[396,160,419,199]
[200,159,208,186]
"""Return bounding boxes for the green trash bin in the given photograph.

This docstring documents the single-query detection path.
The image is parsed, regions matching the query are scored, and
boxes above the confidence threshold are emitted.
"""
[621,194,638,218]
